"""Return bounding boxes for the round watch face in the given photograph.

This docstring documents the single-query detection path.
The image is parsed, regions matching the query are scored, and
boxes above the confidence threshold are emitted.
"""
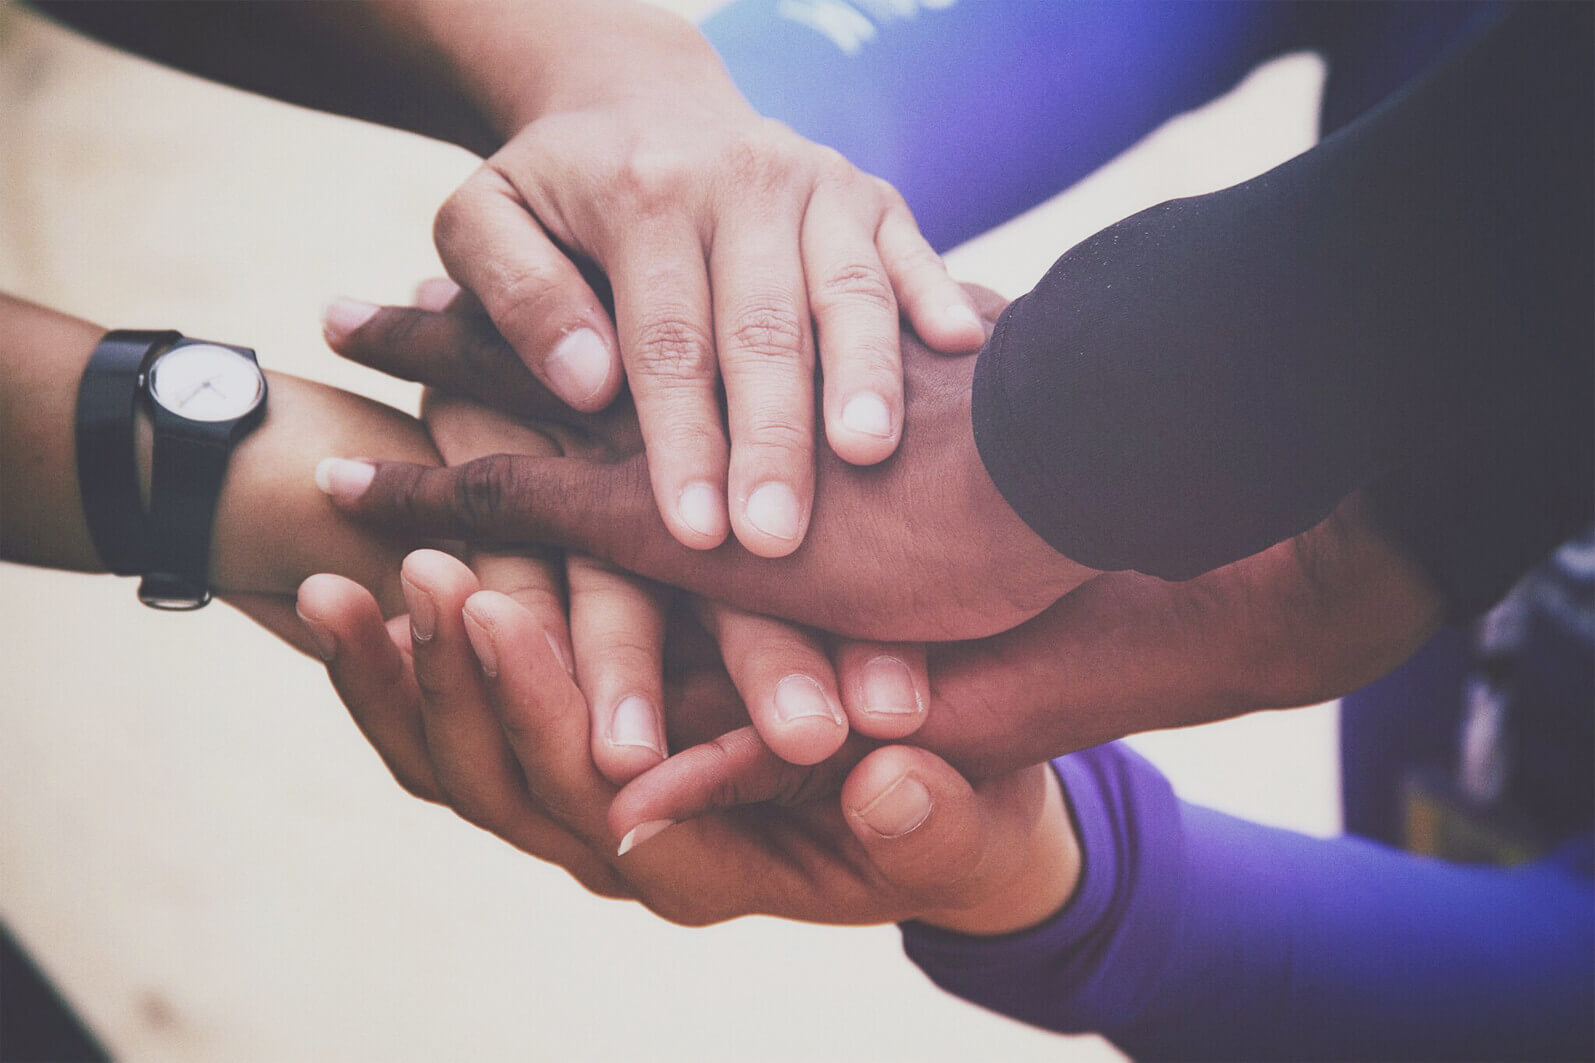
[147,343,265,423]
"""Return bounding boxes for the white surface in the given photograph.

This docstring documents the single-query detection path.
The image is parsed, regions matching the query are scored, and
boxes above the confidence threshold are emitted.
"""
[0,3,1333,1059]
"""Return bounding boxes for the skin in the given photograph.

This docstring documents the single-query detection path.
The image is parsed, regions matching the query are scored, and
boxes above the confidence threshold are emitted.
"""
[294,547,1082,936]
[34,0,985,556]
[306,293,1445,839]
[423,392,934,774]
[316,291,1096,641]
[0,292,439,621]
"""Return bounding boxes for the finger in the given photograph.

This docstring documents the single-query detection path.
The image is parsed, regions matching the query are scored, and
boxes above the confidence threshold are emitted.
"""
[840,745,1045,911]
[296,573,439,802]
[710,205,817,557]
[606,725,858,844]
[874,186,985,354]
[325,301,578,424]
[609,220,731,550]
[699,600,847,766]
[312,453,772,615]
[834,640,929,740]
[399,549,536,832]
[568,555,669,785]
[801,177,904,466]
[458,587,618,849]
[434,167,622,410]
[225,592,325,659]
[412,277,480,315]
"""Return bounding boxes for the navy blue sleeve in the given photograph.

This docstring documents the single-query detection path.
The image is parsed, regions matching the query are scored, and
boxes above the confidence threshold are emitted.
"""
[970,4,1593,614]
[902,744,1595,1061]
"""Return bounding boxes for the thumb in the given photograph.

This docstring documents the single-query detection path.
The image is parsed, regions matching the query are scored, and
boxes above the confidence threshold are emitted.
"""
[841,745,1045,911]
[324,301,577,424]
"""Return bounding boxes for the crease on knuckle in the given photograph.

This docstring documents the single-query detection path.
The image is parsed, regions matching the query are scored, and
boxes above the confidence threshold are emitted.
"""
[815,262,895,315]
[632,316,716,384]
[726,302,806,364]
[450,457,516,536]
[486,263,566,343]
[739,407,811,453]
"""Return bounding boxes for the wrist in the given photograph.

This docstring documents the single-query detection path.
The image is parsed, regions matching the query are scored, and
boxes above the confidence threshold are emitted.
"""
[917,766,1082,937]
[205,373,439,611]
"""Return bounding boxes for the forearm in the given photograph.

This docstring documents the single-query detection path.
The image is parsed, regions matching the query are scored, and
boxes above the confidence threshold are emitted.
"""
[0,293,438,605]
[27,0,729,155]
[973,4,1592,609]
[904,745,1595,1061]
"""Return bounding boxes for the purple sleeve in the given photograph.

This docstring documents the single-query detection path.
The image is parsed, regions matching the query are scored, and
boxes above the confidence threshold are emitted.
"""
[901,744,1594,1061]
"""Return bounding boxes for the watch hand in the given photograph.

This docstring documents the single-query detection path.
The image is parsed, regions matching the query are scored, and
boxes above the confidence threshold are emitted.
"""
[175,379,210,408]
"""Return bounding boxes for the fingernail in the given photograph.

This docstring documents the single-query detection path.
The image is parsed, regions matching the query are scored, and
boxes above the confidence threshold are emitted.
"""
[746,482,802,541]
[841,393,893,439]
[314,458,375,503]
[773,674,841,725]
[321,297,379,345]
[413,278,461,312]
[400,576,435,643]
[677,481,726,539]
[295,605,338,662]
[545,630,574,676]
[859,655,920,716]
[617,818,674,856]
[545,327,611,404]
[942,301,982,335]
[855,773,933,838]
[609,695,665,757]
[461,608,497,678]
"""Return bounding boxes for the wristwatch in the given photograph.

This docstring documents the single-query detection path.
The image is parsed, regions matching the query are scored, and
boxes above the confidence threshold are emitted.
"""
[75,330,268,609]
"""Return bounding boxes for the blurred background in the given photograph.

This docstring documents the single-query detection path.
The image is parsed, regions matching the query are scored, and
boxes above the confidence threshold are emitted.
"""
[0,2,1336,1059]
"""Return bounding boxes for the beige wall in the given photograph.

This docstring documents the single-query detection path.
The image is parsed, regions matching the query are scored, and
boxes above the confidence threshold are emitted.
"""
[0,3,1334,1059]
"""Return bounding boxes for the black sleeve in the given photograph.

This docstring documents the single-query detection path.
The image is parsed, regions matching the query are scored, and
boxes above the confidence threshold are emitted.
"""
[972,3,1592,616]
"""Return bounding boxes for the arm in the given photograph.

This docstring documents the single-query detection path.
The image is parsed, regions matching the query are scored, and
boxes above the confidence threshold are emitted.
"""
[31,0,981,558]
[0,293,438,610]
[905,744,1595,1062]
[973,2,1592,615]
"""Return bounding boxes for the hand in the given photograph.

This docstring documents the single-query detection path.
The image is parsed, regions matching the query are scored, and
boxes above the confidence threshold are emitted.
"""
[421,394,933,771]
[322,4,985,561]
[314,291,1094,640]
[295,548,1079,936]
[605,490,1448,837]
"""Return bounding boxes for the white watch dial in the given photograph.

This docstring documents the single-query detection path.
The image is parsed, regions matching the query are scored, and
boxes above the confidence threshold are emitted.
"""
[147,343,265,422]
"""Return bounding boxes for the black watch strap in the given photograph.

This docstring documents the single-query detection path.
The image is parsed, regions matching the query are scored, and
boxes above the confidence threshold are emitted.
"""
[74,329,180,575]
[139,412,233,610]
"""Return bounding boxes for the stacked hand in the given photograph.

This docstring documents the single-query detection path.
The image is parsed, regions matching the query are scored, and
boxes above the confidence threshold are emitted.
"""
[324,0,986,560]
[317,286,1093,641]
[288,289,1440,915]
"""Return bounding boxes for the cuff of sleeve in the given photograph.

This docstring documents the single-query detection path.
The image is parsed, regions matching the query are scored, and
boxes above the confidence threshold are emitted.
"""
[970,296,1127,576]
[900,744,1186,1033]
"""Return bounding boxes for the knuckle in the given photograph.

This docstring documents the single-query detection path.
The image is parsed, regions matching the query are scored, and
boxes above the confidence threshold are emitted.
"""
[486,262,567,340]
[725,302,806,363]
[450,457,516,535]
[631,315,717,384]
[447,790,509,834]
[873,176,911,214]
[739,406,811,453]
[617,151,692,213]
[814,262,895,315]
[389,767,439,804]
[432,185,473,249]
[723,120,804,195]
[639,886,719,928]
